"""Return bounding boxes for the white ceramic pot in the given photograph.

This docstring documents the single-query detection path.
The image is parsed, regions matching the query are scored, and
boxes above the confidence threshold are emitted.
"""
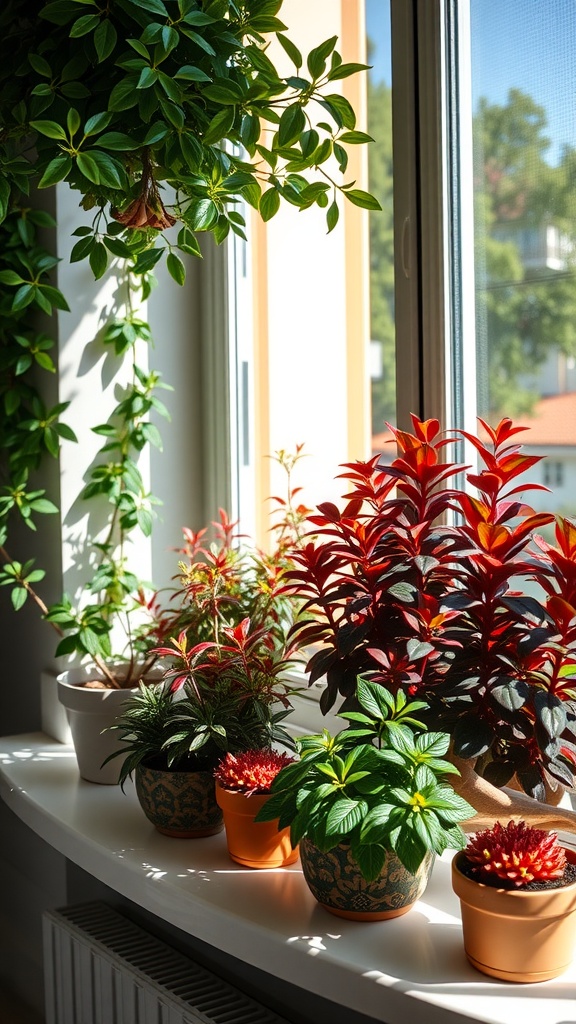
[57,665,144,784]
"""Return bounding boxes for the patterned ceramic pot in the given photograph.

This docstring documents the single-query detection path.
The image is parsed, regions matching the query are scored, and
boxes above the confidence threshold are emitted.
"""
[135,763,223,837]
[299,837,434,920]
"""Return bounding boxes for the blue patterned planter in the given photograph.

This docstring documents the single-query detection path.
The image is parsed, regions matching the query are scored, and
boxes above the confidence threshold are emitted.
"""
[135,763,223,837]
[300,838,434,920]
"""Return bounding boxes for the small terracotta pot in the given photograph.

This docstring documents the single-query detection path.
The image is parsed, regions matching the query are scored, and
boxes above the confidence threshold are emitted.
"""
[452,849,576,982]
[299,837,434,920]
[215,783,298,868]
[136,763,223,838]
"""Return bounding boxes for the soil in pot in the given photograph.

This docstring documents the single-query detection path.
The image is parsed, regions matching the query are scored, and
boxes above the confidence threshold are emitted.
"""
[135,757,223,838]
[215,784,298,869]
[452,848,576,982]
[300,838,434,920]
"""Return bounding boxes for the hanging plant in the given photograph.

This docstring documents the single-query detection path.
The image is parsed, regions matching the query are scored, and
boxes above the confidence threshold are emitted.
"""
[0,0,380,283]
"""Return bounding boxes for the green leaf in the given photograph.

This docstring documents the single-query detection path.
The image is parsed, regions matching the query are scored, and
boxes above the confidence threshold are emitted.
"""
[329,63,371,81]
[29,119,68,141]
[39,285,70,311]
[127,0,168,14]
[11,587,28,611]
[259,187,280,222]
[89,151,124,188]
[0,177,10,224]
[70,235,95,262]
[307,36,338,79]
[94,131,138,151]
[137,67,160,89]
[278,104,306,148]
[339,130,374,144]
[175,65,212,82]
[108,77,140,112]
[166,252,186,285]
[343,188,382,212]
[89,241,108,279]
[325,797,366,835]
[203,106,236,146]
[326,200,339,233]
[94,19,117,62]
[0,270,25,285]
[28,53,53,77]
[76,152,100,184]
[67,107,81,136]
[12,284,35,312]
[69,13,100,37]
[277,34,302,69]
[84,111,113,137]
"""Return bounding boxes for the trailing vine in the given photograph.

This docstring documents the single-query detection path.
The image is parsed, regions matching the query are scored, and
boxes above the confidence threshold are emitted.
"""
[0,0,378,686]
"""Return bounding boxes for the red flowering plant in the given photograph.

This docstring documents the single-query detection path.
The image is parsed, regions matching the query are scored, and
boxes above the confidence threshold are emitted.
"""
[461,819,567,889]
[214,748,295,796]
[283,415,576,801]
[136,447,309,764]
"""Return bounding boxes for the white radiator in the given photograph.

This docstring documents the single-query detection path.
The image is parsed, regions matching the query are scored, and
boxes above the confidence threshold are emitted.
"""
[43,902,291,1024]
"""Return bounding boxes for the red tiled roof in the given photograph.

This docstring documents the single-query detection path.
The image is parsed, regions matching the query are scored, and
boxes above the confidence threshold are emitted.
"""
[517,392,576,447]
[371,394,576,455]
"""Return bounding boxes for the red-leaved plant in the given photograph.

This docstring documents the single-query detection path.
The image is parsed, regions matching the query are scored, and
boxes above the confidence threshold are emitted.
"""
[214,749,295,795]
[464,819,566,887]
[283,415,576,799]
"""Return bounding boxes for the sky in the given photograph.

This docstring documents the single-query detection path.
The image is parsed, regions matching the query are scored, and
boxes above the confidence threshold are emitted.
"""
[365,0,576,167]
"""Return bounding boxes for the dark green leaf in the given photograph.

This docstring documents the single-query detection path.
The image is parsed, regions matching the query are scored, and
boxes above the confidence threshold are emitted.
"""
[89,242,108,279]
[69,13,100,37]
[94,19,117,62]
[278,104,306,148]
[259,187,280,222]
[175,65,212,83]
[76,152,100,184]
[166,252,186,285]
[277,33,302,68]
[344,188,382,211]
[127,0,168,14]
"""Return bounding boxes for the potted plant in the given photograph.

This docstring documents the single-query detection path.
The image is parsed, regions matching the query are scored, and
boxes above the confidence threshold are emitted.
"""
[214,747,298,868]
[283,414,576,830]
[452,818,576,982]
[108,609,300,834]
[106,680,224,837]
[257,676,474,919]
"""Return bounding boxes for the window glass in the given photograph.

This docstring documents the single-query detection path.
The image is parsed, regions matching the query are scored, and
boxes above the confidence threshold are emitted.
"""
[469,0,576,515]
[365,0,396,452]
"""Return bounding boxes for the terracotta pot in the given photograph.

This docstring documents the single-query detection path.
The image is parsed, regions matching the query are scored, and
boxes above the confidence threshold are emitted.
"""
[215,783,298,868]
[135,763,223,837]
[299,837,434,920]
[452,849,576,982]
[57,667,139,784]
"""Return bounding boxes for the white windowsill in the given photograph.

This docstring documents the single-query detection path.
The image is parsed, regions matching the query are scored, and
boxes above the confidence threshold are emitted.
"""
[1,731,576,1024]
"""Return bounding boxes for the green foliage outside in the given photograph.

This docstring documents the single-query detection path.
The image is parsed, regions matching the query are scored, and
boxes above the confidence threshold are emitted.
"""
[368,82,576,432]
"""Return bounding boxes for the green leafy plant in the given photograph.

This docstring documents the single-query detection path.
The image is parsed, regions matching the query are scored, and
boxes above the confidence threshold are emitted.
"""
[107,615,298,787]
[0,0,380,285]
[256,676,474,879]
[104,680,179,787]
[462,819,567,889]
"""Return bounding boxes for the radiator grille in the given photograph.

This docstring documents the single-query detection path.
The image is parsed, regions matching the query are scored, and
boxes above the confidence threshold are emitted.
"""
[43,902,291,1024]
